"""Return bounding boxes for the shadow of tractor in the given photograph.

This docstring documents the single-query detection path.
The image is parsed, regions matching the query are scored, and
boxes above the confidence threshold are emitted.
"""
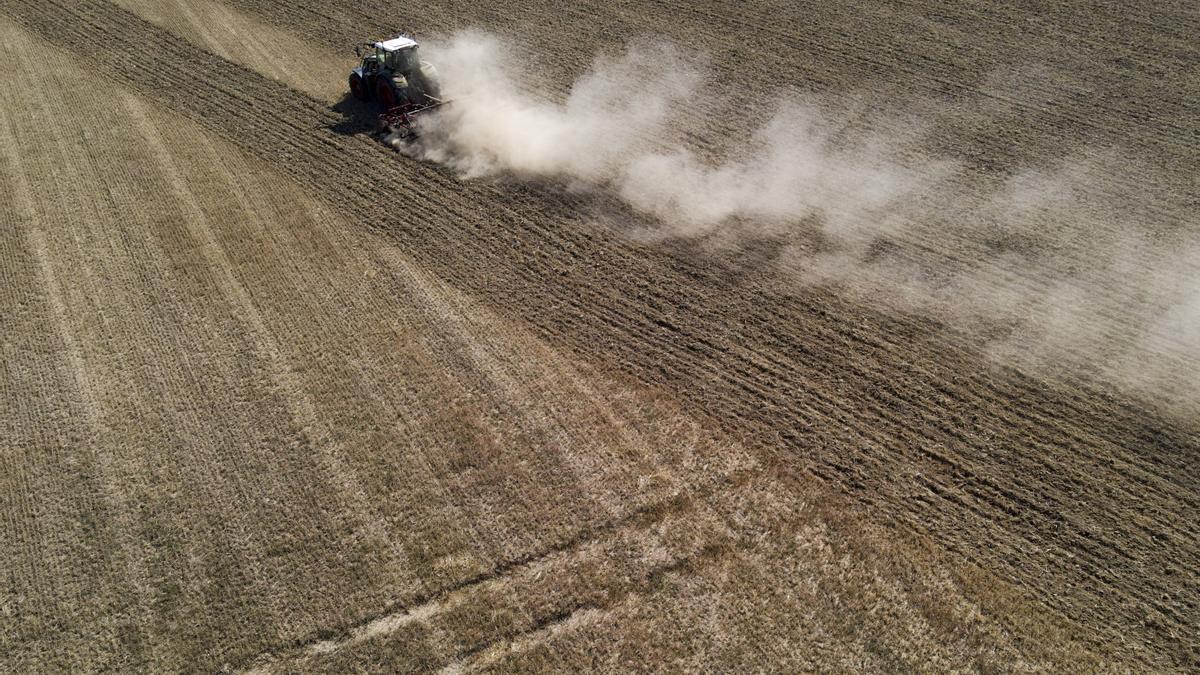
[327,93,379,137]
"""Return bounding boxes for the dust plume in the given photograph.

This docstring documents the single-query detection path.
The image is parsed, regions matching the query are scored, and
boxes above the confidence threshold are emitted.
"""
[416,32,1200,409]
[418,33,939,235]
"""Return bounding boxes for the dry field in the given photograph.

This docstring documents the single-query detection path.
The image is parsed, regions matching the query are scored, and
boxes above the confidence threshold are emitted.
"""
[1,0,1197,672]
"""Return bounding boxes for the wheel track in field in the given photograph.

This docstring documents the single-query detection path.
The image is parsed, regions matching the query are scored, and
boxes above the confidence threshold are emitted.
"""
[6,0,1195,663]
[241,488,700,672]
[434,465,1095,673]
[249,464,1072,673]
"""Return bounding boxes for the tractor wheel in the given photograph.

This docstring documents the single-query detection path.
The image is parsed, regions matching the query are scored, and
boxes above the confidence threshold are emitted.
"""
[375,78,398,109]
[416,62,442,100]
[348,73,368,100]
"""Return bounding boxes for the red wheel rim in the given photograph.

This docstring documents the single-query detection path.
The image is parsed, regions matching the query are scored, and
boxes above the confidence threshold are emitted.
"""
[350,76,364,99]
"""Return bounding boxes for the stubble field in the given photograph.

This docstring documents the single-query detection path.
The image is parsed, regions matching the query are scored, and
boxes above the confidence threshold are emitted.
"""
[1,0,1196,671]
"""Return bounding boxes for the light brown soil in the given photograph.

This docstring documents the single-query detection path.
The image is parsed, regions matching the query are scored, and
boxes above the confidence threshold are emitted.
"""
[0,0,1196,671]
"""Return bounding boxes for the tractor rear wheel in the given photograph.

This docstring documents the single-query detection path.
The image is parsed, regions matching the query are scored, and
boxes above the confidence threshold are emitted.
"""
[375,78,398,109]
[349,73,368,100]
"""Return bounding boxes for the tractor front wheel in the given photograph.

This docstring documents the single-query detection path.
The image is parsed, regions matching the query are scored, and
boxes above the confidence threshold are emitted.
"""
[349,73,368,101]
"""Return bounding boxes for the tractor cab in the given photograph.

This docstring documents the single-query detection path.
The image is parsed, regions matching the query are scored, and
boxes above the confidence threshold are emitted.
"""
[373,36,422,75]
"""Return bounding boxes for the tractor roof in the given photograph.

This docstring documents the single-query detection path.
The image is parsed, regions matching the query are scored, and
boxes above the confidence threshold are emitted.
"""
[375,36,418,51]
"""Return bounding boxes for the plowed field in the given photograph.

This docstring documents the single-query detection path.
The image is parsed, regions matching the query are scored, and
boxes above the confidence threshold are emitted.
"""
[1,0,1196,671]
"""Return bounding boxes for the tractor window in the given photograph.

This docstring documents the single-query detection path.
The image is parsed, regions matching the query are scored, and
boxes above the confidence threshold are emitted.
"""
[388,47,420,73]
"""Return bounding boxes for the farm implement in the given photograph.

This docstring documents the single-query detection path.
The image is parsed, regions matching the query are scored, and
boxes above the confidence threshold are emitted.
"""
[374,98,448,148]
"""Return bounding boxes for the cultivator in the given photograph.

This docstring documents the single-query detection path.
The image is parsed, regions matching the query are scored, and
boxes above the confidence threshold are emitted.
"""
[376,98,448,148]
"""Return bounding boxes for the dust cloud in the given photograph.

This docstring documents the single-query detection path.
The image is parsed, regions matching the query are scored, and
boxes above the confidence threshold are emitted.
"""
[418,33,940,235]
[416,32,1200,408]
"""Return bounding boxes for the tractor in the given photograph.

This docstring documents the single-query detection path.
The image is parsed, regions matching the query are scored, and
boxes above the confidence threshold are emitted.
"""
[349,35,446,147]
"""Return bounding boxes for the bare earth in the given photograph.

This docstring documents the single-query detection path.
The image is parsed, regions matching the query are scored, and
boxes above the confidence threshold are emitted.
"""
[1,0,1196,672]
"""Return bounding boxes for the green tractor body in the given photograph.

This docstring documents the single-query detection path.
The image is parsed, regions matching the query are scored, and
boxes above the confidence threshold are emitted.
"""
[349,35,442,110]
